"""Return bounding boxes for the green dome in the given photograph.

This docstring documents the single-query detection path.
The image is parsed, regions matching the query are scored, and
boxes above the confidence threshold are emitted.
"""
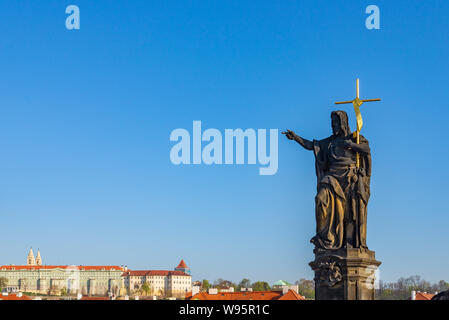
[273,280,292,286]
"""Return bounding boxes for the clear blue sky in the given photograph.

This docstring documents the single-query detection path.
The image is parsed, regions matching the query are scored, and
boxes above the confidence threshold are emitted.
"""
[0,0,448,284]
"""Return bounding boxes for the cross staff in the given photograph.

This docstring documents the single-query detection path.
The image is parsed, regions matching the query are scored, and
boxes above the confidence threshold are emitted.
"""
[334,78,381,168]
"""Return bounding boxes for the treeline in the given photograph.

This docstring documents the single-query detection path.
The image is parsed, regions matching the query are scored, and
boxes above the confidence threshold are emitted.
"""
[376,275,449,300]
[294,275,449,300]
[199,278,271,292]
[196,276,449,300]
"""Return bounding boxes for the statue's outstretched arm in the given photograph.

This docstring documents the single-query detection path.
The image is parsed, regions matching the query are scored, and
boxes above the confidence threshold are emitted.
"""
[282,130,314,151]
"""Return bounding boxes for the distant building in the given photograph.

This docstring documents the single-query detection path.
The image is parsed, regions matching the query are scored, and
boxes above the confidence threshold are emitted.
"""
[272,280,299,295]
[219,286,234,293]
[0,249,124,296]
[122,259,192,299]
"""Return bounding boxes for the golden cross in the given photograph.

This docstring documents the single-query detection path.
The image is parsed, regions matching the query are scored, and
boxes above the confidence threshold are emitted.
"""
[334,78,381,167]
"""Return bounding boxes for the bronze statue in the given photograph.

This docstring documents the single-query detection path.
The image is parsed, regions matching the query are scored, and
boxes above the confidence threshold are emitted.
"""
[287,79,382,300]
[283,110,371,250]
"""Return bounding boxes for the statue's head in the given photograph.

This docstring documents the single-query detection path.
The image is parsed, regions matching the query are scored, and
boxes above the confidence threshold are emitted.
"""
[331,110,351,136]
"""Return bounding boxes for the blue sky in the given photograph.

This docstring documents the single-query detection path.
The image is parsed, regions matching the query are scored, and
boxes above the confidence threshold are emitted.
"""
[0,0,448,284]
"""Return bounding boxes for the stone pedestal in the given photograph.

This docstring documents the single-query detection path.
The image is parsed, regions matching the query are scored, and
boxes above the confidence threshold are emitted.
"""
[309,247,381,300]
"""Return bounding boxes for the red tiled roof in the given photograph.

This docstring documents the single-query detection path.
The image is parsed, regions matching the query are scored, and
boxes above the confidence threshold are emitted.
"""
[190,291,280,301]
[123,270,190,277]
[176,259,188,269]
[0,293,32,301]
[80,296,110,300]
[189,290,304,301]
[278,290,306,300]
[412,292,435,300]
[0,265,122,271]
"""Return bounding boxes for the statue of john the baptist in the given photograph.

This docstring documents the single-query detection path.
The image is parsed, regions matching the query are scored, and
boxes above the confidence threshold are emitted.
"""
[283,110,372,250]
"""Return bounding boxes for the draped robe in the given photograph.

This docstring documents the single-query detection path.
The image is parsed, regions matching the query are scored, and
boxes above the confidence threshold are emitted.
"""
[310,133,371,250]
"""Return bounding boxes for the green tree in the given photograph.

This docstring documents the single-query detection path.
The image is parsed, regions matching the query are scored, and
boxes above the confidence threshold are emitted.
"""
[376,276,449,300]
[60,288,67,296]
[377,288,393,300]
[295,278,315,299]
[141,282,151,296]
[437,280,449,292]
[215,279,235,290]
[202,279,211,290]
[0,277,7,291]
[252,281,270,291]
[237,278,251,291]
[213,278,224,288]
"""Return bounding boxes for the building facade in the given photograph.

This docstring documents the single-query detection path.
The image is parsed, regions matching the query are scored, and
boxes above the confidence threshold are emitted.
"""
[122,259,192,298]
[272,280,299,294]
[0,250,124,296]
[1,250,191,299]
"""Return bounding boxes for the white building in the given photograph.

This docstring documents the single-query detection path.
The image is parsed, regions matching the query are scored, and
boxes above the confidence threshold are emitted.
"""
[0,249,123,296]
[122,259,192,299]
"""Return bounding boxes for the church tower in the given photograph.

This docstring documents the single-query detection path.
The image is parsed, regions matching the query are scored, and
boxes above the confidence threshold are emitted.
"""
[27,248,35,266]
[35,249,42,266]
